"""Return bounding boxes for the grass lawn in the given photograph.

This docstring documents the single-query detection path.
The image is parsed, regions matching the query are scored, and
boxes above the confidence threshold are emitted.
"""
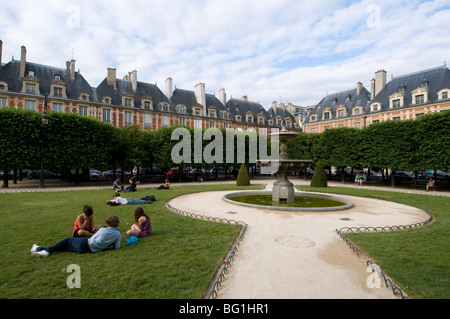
[298,186,450,299]
[0,183,261,299]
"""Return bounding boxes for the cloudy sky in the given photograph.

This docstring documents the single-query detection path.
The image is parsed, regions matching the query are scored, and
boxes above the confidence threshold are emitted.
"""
[1,0,449,108]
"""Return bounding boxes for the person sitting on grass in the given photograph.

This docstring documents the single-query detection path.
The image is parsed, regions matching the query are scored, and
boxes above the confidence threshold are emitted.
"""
[157,179,170,189]
[126,207,152,239]
[73,205,102,237]
[31,216,121,257]
[108,192,152,205]
[113,177,124,192]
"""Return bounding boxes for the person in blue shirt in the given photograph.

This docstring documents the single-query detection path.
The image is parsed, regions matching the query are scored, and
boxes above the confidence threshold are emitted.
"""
[31,215,121,257]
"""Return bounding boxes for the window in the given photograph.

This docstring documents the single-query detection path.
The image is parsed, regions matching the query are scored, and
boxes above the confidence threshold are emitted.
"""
[338,109,345,117]
[52,102,63,112]
[353,108,361,115]
[54,75,61,81]
[323,112,330,120]
[144,101,151,110]
[209,120,216,128]
[0,97,7,108]
[354,123,361,129]
[223,122,229,129]
[178,105,186,113]
[393,117,401,121]
[416,113,424,119]
[79,106,88,116]
[247,116,253,123]
[415,94,424,104]
[54,87,63,97]
[209,110,216,118]
[162,115,169,127]
[124,98,132,107]
[125,111,132,126]
[25,100,36,110]
[144,113,152,129]
[392,99,401,108]
[179,117,186,126]
[102,109,111,123]
[28,71,35,77]
[26,83,36,94]
[443,91,449,99]
[194,108,201,116]
[194,119,202,128]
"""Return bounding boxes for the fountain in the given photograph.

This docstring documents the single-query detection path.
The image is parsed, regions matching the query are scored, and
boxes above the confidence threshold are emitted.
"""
[222,127,354,212]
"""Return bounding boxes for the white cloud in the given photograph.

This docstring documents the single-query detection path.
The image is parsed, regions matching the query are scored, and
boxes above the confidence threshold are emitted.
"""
[0,0,449,108]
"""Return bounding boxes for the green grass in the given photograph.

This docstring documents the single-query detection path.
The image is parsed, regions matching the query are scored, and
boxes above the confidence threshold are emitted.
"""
[0,184,261,299]
[298,185,450,299]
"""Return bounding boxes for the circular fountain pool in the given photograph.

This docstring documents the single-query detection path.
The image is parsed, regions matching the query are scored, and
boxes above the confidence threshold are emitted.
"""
[222,191,354,212]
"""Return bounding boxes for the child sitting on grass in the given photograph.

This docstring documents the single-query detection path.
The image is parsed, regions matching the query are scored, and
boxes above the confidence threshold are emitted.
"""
[126,207,152,239]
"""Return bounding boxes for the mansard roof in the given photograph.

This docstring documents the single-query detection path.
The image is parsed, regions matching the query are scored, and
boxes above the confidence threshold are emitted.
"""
[304,86,371,123]
[0,60,94,101]
[226,98,269,123]
[368,65,450,112]
[96,77,170,108]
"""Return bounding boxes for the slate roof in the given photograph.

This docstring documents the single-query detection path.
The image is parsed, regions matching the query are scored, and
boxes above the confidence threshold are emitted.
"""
[368,65,450,113]
[304,86,371,123]
[226,98,270,125]
[0,60,94,101]
[95,78,170,109]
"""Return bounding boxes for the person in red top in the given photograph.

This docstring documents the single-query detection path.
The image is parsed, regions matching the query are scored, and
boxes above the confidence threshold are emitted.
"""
[73,205,102,237]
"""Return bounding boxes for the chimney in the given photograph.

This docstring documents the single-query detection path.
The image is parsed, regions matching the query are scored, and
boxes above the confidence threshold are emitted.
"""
[194,82,206,114]
[107,68,117,89]
[272,101,277,113]
[68,59,76,80]
[129,70,137,92]
[20,45,27,78]
[218,88,226,106]
[356,81,363,95]
[371,78,375,100]
[374,69,387,97]
[165,77,173,99]
[0,40,3,67]
[242,95,248,101]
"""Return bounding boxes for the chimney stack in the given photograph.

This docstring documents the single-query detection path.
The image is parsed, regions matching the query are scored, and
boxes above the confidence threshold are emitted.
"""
[194,82,206,115]
[272,101,277,113]
[356,81,363,95]
[20,45,27,78]
[374,69,387,97]
[107,68,117,89]
[68,60,76,80]
[0,40,3,67]
[165,77,173,99]
[218,88,226,106]
[129,70,137,92]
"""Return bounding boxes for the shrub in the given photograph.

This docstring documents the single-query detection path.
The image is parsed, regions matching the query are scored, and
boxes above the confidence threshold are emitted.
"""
[236,163,250,186]
[310,160,327,187]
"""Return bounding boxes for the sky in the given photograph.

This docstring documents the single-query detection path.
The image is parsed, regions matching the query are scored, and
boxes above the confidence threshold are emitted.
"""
[1,0,449,109]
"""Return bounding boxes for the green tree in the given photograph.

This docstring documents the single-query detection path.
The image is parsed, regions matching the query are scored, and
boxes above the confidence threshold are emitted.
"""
[236,163,250,186]
[310,160,327,187]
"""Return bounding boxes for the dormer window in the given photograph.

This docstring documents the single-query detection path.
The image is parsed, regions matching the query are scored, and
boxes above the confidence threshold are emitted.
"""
[177,104,186,113]
[415,94,424,104]
[122,93,135,108]
[141,97,153,110]
[54,87,63,97]
[411,87,428,105]
[389,92,404,109]
[421,80,429,89]
[54,75,61,81]
[438,89,449,100]
[26,83,36,94]
[103,97,111,104]
[336,105,347,118]
[28,71,35,77]
[370,103,381,112]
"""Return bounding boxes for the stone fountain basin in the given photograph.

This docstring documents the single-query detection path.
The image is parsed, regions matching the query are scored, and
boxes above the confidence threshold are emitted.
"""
[222,191,354,212]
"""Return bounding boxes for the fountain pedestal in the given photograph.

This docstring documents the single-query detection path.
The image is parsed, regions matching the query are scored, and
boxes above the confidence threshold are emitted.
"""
[260,127,312,202]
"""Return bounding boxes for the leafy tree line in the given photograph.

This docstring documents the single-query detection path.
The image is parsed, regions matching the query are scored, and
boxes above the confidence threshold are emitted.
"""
[0,108,275,186]
[2,108,448,187]
[288,111,450,185]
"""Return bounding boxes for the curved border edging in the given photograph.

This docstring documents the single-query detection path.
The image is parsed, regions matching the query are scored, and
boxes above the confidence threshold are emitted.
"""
[336,207,433,299]
[165,193,248,299]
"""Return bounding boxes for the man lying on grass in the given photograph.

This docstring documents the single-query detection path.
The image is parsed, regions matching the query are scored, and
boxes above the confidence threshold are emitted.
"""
[31,215,121,257]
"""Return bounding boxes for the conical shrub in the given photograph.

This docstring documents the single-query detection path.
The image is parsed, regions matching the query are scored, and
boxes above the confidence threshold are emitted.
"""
[310,160,327,187]
[236,163,251,186]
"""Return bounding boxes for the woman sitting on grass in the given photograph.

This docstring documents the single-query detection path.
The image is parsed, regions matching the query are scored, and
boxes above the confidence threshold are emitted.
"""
[31,216,121,257]
[73,205,102,237]
[126,207,152,239]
